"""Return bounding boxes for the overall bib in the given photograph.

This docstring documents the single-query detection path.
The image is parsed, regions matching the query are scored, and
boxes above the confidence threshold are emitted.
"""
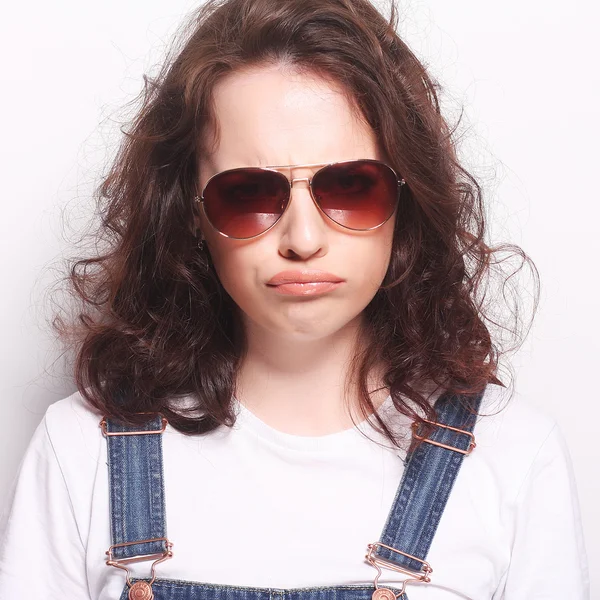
[101,388,484,600]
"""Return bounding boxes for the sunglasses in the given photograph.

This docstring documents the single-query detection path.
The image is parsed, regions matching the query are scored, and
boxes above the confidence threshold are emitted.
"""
[194,159,406,240]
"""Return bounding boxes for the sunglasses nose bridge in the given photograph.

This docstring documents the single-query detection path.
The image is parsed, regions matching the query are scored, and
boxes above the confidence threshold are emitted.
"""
[286,176,320,211]
[289,176,311,186]
[288,175,313,200]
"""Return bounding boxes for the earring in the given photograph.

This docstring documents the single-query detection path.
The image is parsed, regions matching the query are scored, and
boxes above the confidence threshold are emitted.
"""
[194,228,204,251]
[193,196,204,251]
[194,228,209,273]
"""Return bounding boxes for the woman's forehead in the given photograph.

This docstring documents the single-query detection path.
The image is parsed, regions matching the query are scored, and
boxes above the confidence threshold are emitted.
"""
[203,66,378,169]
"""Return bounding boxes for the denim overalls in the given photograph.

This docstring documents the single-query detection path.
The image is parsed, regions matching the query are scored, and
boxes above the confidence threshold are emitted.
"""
[101,387,484,600]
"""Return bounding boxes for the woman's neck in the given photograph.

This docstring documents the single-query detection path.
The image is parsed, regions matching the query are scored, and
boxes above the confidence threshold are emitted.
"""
[234,316,389,436]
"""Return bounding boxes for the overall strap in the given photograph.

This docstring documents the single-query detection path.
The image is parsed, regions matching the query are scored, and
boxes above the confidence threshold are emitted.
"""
[101,387,484,594]
[101,413,170,562]
[370,387,485,590]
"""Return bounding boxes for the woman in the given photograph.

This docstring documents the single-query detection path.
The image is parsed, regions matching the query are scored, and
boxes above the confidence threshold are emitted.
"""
[0,0,589,598]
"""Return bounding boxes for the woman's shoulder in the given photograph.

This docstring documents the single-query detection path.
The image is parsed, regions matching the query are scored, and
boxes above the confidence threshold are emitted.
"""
[46,386,104,421]
[476,381,558,449]
[471,382,568,499]
[40,390,107,508]
[44,388,105,458]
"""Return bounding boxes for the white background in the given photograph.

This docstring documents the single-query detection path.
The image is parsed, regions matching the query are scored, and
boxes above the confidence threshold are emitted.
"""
[1,0,598,596]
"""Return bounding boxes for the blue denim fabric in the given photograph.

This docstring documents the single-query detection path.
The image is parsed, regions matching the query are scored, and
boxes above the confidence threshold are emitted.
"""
[105,416,168,562]
[105,388,484,600]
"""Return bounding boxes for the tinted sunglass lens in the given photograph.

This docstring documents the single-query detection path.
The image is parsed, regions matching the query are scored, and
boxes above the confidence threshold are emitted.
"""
[202,169,289,238]
[312,161,399,230]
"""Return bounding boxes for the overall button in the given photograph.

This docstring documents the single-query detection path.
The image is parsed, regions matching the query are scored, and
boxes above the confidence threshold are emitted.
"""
[372,588,397,600]
[128,580,154,600]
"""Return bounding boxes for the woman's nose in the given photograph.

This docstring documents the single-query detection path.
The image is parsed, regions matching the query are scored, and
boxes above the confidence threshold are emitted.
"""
[276,178,329,259]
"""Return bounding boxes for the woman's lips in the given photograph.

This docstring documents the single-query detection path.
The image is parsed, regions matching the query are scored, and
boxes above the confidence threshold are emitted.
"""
[267,270,344,285]
[267,281,344,296]
[266,269,345,296]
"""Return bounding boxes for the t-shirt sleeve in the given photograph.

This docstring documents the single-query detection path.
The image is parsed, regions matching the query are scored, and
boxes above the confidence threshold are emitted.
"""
[500,423,590,599]
[0,413,92,599]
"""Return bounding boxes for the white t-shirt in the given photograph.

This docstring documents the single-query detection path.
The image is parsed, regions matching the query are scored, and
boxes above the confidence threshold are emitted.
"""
[0,383,590,599]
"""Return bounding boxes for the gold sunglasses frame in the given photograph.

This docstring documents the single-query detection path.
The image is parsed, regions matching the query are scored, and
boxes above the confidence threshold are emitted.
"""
[194,158,406,240]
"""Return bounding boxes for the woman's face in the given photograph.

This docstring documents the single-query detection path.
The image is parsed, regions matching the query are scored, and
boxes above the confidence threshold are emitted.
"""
[196,64,396,343]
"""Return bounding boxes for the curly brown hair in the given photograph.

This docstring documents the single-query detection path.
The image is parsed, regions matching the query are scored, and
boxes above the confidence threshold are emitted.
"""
[52,0,539,448]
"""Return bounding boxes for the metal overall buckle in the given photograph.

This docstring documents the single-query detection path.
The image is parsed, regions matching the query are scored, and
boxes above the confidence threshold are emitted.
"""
[100,414,172,600]
[411,419,477,455]
[99,415,168,438]
[365,542,433,599]
[105,539,174,600]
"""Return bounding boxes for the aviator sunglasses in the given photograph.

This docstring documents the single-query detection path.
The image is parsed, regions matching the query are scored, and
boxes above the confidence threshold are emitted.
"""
[194,159,406,240]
